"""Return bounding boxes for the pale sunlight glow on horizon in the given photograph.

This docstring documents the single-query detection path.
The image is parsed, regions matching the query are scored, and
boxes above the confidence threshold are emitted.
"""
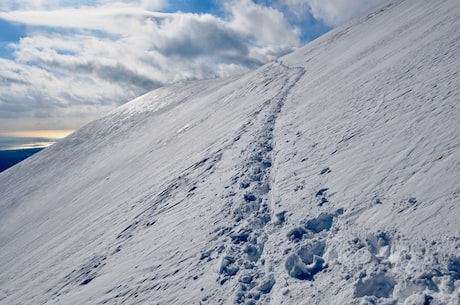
[0,130,75,139]
[0,130,75,150]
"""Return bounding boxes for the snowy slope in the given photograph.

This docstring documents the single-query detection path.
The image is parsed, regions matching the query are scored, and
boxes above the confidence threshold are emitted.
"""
[1,0,459,304]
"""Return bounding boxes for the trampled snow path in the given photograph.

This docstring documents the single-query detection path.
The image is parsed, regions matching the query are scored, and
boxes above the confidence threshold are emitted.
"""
[1,0,460,304]
[209,64,305,303]
[100,63,306,304]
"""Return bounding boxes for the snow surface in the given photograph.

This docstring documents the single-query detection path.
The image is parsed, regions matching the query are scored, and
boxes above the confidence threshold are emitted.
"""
[1,0,459,304]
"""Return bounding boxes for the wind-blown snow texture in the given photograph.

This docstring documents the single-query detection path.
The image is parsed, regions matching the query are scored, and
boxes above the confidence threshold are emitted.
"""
[1,0,459,304]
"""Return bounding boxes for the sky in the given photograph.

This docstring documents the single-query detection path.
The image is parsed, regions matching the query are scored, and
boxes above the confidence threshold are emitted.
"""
[0,0,384,134]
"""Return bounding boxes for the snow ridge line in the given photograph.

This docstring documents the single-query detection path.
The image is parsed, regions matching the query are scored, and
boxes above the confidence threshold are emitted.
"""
[214,63,306,304]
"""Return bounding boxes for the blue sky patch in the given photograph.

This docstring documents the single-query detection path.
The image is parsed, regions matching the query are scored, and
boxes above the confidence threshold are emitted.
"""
[0,19,26,59]
[163,0,222,15]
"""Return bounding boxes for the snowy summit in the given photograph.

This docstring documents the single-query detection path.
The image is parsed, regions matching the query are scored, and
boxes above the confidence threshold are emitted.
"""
[1,0,459,304]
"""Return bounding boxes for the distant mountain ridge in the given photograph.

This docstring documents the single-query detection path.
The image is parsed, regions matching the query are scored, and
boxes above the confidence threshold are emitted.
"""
[0,0,459,304]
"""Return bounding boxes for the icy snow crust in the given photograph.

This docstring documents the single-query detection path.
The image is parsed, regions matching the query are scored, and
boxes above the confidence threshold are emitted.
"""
[1,0,459,304]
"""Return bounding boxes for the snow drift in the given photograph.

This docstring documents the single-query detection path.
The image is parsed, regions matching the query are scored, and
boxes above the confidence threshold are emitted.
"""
[1,0,459,304]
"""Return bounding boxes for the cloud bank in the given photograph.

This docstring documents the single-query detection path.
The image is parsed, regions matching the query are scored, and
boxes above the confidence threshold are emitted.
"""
[0,0,384,131]
[284,0,385,26]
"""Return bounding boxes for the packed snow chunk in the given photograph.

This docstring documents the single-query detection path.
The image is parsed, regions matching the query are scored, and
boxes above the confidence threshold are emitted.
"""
[287,227,307,242]
[354,273,396,298]
[285,240,326,280]
[403,293,435,305]
[238,273,253,284]
[393,278,423,300]
[231,228,252,244]
[416,273,439,292]
[245,244,262,262]
[219,256,239,277]
[305,213,334,233]
[366,231,392,260]
[285,253,325,281]
[240,181,250,189]
[258,274,276,294]
[298,240,326,265]
[447,257,460,280]
[244,193,257,202]
[275,210,287,225]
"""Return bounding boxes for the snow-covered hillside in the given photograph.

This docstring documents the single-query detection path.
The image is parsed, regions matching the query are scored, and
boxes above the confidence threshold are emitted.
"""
[1,0,459,304]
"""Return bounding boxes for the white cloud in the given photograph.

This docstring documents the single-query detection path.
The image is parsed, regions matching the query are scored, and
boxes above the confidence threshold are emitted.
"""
[0,0,303,131]
[283,0,385,26]
[228,0,300,46]
[0,57,122,130]
[0,0,165,11]
[0,7,167,34]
